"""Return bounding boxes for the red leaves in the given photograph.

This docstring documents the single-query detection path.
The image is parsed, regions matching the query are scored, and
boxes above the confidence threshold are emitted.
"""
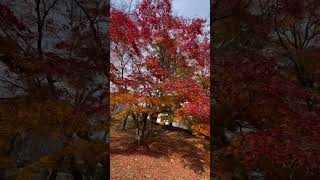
[110,9,140,55]
[111,0,210,138]
[0,4,26,31]
[144,57,172,79]
[151,69,172,79]
[279,0,306,18]
[144,58,161,69]
[215,49,320,175]
[177,101,210,121]
[55,41,71,50]
[230,129,320,174]
[161,78,210,122]
[112,78,137,88]
[189,18,206,35]
[7,52,98,77]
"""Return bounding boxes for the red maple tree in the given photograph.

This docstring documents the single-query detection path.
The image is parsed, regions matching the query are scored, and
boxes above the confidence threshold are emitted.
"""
[212,0,320,179]
[111,0,210,144]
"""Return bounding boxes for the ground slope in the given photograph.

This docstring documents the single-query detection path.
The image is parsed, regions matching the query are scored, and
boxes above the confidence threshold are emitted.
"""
[110,120,210,180]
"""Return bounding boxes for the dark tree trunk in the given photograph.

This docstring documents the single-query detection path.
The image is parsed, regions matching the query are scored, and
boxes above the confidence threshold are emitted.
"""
[46,75,56,98]
[139,113,148,145]
[146,113,157,138]
[104,156,110,180]
[71,168,83,180]
[48,169,58,180]
[69,156,82,180]
[122,114,129,130]
[76,131,90,140]
[139,119,146,145]
[131,112,140,135]
[7,133,20,155]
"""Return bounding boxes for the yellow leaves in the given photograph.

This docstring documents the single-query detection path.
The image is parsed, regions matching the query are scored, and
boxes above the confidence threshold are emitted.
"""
[130,106,149,113]
[111,92,181,122]
[0,96,88,136]
[192,124,210,137]
[112,108,130,120]
[144,96,179,106]
[201,76,210,90]
[15,148,64,180]
[15,140,108,180]
[111,92,136,105]
[111,92,180,107]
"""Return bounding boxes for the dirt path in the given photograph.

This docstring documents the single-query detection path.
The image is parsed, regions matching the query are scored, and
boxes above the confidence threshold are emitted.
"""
[110,120,210,180]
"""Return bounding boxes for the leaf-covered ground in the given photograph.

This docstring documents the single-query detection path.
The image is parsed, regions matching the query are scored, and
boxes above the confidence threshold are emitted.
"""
[110,120,210,180]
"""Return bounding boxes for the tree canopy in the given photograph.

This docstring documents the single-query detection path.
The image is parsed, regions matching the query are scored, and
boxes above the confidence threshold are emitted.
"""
[212,0,320,179]
[110,0,210,143]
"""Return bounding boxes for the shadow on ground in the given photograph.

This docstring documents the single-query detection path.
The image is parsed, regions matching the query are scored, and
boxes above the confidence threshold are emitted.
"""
[110,119,210,174]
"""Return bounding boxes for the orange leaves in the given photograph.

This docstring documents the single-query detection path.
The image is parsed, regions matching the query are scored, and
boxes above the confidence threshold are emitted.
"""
[150,96,179,106]
[130,106,150,113]
[111,0,210,141]
[110,92,137,106]
[111,92,179,112]
[15,140,107,180]
[0,96,88,136]
[144,57,161,70]
[191,124,210,137]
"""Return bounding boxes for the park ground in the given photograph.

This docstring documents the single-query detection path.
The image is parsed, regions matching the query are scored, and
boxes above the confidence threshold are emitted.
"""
[110,119,210,180]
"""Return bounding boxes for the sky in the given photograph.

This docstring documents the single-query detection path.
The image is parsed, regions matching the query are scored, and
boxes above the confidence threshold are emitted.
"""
[172,0,210,20]
[112,0,210,20]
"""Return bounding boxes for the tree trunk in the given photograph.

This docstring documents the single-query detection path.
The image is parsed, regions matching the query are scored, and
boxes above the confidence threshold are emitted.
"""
[46,75,56,98]
[131,112,140,136]
[47,169,57,180]
[138,113,149,145]
[69,156,82,180]
[71,168,83,180]
[122,114,129,130]
[104,156,110,180]
[139,118,147,145]
[146,113,157,138]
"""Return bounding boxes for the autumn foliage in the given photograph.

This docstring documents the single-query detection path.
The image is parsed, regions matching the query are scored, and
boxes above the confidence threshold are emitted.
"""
[213,0,320,179]
[0,0,108,179]
[110,0,210,143]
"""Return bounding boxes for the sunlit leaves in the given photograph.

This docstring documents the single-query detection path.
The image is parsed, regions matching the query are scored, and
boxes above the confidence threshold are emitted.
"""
[110,9,140,55]
[111,0,210,138]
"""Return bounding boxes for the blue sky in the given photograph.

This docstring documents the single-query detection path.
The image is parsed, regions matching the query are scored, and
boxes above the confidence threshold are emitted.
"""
[112,0,210,20]
[172,0,210,20]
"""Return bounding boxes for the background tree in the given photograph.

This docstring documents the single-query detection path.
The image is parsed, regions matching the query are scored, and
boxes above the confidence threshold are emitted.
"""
[0,0,109,179]
[212,0,320,179]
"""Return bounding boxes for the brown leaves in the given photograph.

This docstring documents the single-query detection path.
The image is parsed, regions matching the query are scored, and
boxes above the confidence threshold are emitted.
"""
[15,140,108,180]
[110,92,137,106]
[192,124,210,137]
[0,96,89,136]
